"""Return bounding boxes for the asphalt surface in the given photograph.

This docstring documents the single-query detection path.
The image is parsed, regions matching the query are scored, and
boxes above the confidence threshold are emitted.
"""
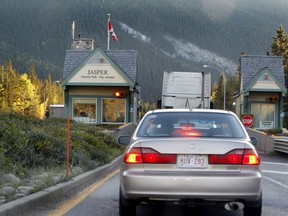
[61,152,288,216]
[1,152,287,216]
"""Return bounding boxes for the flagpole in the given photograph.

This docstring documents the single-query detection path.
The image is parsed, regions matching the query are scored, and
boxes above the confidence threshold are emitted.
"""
[72,21,75,40]
[107,14,110,50]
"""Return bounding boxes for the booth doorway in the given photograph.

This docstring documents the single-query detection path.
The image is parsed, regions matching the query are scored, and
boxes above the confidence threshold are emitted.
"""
[102,98,126,124]
[251,103,275,129]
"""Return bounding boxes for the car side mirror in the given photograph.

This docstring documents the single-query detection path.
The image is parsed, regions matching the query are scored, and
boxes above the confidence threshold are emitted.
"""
[118,136,131,145]
[250,136,257,146]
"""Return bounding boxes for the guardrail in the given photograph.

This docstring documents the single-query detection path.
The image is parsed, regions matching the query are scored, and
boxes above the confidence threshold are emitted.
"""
[246,128,274,153]
[274,138,288,154]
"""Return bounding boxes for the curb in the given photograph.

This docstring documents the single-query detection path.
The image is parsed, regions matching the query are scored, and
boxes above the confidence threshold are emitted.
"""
[0,156,122,216]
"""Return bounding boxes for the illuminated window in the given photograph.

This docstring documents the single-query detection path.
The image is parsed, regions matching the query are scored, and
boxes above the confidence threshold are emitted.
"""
[102,98,126,123]
[73,98,96,123]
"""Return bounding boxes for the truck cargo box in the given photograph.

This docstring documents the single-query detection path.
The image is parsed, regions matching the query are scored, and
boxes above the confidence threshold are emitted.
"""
[162,71,211,109]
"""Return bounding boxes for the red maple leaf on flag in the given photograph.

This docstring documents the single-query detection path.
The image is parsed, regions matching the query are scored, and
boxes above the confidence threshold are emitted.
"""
[108,21,118,41]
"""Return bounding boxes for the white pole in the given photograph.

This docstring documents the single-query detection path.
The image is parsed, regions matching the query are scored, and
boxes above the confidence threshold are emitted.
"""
[107,14,110,50]
[223,72,226,110]
[72,21,75,39]
[201,71,205,109]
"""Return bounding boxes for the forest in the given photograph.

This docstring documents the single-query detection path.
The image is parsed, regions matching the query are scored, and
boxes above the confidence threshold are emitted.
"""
[1,25,288,120]
[0,60,63,119]
[1,0,288,101]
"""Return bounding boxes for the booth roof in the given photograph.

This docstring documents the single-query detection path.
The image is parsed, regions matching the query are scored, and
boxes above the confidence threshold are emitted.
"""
[63,49,137,82]
[240,55,285,88]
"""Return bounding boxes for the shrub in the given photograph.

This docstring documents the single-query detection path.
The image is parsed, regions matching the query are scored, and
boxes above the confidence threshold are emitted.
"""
[265,128,282,135]
[0,113,124,177]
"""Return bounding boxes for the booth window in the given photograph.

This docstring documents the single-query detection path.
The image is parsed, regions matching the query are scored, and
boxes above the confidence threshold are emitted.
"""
[251,103,275,129]
[73,98,97,123]
[102,98,126,124]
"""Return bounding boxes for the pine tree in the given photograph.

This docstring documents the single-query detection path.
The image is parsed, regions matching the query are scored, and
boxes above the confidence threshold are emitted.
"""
[4,60,21,113]
[28,64,38,84]
[271,26,288,127]
[16,74,35,115]
[41,75,64,117]
[211,75,225,110]
[0,65,7,112]
[225,73,239,111]
[210,81,221,109]
[28,64,41,95]
[271,25,288,73]
[271,26,287,53]
[27,64,44,118]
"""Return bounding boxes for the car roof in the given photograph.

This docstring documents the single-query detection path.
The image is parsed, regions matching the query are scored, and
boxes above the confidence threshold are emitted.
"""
[147,109,232,115]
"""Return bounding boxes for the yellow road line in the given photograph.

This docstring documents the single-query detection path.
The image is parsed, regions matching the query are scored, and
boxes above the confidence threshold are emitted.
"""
[48,169,120,216]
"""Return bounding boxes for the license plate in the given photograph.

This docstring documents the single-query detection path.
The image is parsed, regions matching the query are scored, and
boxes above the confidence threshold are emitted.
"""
[177,155,207,168]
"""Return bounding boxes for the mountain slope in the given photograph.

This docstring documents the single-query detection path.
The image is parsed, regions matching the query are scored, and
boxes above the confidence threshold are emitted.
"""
[0,0,287,101]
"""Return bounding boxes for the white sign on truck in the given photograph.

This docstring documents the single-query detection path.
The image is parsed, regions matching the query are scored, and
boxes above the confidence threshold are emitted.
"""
[161,71,211,109]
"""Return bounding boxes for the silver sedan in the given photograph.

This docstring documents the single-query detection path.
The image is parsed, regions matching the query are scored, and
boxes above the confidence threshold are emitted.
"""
[118,109,262,216]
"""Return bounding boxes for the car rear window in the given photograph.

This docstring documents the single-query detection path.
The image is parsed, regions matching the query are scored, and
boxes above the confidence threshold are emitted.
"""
[137,112,246,138]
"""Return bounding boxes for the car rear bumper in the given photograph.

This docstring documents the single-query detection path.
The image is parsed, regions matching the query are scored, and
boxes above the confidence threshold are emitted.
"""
[120,170,262,202]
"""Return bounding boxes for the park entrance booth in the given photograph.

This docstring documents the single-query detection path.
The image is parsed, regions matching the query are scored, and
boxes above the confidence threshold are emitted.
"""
[62,38,138,125]
[234,55,286,129]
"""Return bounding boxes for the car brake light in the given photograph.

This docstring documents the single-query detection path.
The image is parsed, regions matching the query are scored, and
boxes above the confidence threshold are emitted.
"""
[124,147,176,164]
[187,131,201,136]
[172,128,201,137]
[242,149,260,165]
[209,149,260,165]
[125,148,142,163]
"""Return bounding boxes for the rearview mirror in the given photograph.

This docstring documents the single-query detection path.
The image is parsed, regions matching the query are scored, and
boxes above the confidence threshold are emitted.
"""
[250,136,257,145]
[118,136,131,145]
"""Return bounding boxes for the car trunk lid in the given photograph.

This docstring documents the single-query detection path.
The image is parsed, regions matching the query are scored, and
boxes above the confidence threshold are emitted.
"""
[138,137,249,173]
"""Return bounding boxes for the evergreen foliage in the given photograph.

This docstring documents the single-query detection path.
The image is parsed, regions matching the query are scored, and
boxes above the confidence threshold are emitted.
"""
[0,0,288,102]
[271,25,288,73]
[138,100,157,120]
[0,61,63,119]
[271,26,288,127]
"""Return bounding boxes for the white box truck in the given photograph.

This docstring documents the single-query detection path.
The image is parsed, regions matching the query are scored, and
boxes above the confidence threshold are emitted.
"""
[161,71,211,109]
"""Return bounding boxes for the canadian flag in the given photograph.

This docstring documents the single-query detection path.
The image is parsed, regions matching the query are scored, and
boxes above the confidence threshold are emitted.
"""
[108,21,118,41]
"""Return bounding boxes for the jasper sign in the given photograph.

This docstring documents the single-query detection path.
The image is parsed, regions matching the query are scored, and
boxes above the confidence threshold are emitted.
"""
[241,115,254,127]
[69,65,127,84]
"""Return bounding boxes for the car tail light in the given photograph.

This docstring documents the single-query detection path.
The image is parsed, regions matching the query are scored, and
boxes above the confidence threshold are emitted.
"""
[209,149,260,165]
[124,147,176,164]
[242,149,260,165]
[125,148,143,163]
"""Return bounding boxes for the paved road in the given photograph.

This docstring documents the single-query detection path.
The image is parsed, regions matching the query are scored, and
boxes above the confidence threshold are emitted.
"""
[28,153,288,216]
[62,173,243,216]
[259,153,288,216]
